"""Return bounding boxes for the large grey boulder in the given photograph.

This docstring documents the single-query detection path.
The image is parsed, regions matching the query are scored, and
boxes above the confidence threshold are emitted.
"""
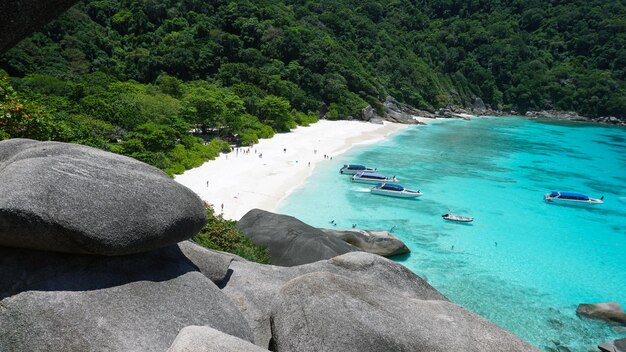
[320,228,410,257]
[167,326,267,352]
[269,272,538,352]
[206,251,447,347]
[236,209,360,266]
[599,338,626,352]
[576,302,626,325]
[0,139,206,255]
[0,244,253,352]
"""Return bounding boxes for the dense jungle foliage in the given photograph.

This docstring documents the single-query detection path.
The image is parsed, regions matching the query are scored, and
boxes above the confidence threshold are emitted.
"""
[1,0,624,174]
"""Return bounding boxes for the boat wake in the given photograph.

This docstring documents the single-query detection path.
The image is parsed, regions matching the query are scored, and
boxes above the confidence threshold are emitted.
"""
[352,186,372,193]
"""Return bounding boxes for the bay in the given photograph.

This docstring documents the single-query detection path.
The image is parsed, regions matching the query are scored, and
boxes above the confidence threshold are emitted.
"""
[278,116,626,351]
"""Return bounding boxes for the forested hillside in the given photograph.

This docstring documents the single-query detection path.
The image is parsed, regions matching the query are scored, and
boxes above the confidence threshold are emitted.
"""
[1,0,624,173]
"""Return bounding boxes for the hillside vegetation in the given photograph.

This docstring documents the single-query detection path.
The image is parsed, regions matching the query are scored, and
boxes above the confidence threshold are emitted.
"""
[1,0,624,173]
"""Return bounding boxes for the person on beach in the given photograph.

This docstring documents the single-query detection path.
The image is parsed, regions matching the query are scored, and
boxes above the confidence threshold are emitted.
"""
[283,148,286,153]
[221,203,224,213]
[308,162,310,167]
[206,180,209,187]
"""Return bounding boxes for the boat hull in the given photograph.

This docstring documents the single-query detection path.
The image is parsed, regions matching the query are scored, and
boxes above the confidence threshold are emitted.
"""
[352,177,398,184]
[371,189,422,198]
[544,194,603,206]
[340,168,377,175]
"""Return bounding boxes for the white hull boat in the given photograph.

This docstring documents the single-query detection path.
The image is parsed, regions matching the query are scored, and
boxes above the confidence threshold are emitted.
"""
[351,172,398,184]
[371,183,422,198]
[340,164,377,175]
[544,191,603,205]
[442,213,474,223]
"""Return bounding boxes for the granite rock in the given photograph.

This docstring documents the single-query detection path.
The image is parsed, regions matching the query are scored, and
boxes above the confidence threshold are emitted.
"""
[576,302,626,325]
[0,244,253,352]
[0,139,206,255]
[212,251,447,347]
[599,338,626,352]
[236,209,360,266]
[320,228,410,256]
[269,272,538,352]
[167,326,267,352]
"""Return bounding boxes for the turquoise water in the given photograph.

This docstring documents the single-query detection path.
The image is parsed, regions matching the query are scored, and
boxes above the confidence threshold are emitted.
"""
[278,116,626,351]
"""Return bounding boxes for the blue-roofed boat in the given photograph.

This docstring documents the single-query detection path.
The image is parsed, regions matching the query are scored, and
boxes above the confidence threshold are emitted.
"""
[340,164,377,175]
[351,172,398,184]
[544,191,604,205]
[371,183,422,198]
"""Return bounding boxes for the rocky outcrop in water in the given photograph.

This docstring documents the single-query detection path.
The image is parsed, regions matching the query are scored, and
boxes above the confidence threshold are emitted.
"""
[599,338,626,352]
[236,209,361,266]
[576,302,626,325]
[0,139,206,256]
[320,228,410,257]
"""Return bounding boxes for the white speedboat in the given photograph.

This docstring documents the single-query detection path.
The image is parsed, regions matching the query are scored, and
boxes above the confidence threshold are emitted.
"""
[442,213,474,223]
[340,164,377,175]
[544,191,604,205]
[371,183,422,198]
[351,172,398,184]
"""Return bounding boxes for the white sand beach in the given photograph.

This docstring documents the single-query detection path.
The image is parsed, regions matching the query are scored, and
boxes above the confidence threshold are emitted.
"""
[175,119,412,220]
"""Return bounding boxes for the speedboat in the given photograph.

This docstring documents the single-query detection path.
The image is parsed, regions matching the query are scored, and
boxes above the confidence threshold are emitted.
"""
[544,191,604,205]
[340,164,377,174]
[371,183,422,198]
[351,172,398,184]
[442,213,474,223]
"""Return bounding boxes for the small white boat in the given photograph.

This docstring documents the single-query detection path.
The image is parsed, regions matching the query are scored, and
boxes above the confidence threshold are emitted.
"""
[442,213,474,223]
[340,164,377,175]
[351,172,398,184]
[371,183,422,198]
[544,191,604,205]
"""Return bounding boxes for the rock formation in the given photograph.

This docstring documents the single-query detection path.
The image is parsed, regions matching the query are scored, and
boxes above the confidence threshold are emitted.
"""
[0,139,206,256]
[0,139,540,352]
[599,338,626,352]
[168,326,266,352]
[576,302,626,325]
[320,228,410,256]
[270,272,535,352]
[236,209,360,266]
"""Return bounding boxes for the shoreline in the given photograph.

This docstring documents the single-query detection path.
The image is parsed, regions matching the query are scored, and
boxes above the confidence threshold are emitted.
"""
[174,120,411,220]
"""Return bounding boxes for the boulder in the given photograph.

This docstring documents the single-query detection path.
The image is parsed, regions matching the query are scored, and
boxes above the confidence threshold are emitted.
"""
[167,326,267,352]
[599,338,626,352]
[269,272,538,352]
[320,229,410,257]
[236,209,360,266]
[0,244,253,352]
[576,302,626,325]
[178,240,236,284]
[0,139,206,255]
[211,251,447,347]
[470,96,487,113]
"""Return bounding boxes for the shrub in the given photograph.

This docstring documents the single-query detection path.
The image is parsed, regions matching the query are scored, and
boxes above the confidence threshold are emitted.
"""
[192,205,270,264]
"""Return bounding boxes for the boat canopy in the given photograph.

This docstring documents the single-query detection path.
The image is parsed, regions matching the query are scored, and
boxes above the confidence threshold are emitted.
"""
[551,191,590,200]
[356,172,387,179]
[346,164,367,170]
[375,183,404,191]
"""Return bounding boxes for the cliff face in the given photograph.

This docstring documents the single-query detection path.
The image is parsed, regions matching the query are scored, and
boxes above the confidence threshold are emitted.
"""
[0,0,78,54]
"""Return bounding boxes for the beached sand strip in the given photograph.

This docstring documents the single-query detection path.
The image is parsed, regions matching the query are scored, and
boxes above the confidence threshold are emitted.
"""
[174,120,410,220]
